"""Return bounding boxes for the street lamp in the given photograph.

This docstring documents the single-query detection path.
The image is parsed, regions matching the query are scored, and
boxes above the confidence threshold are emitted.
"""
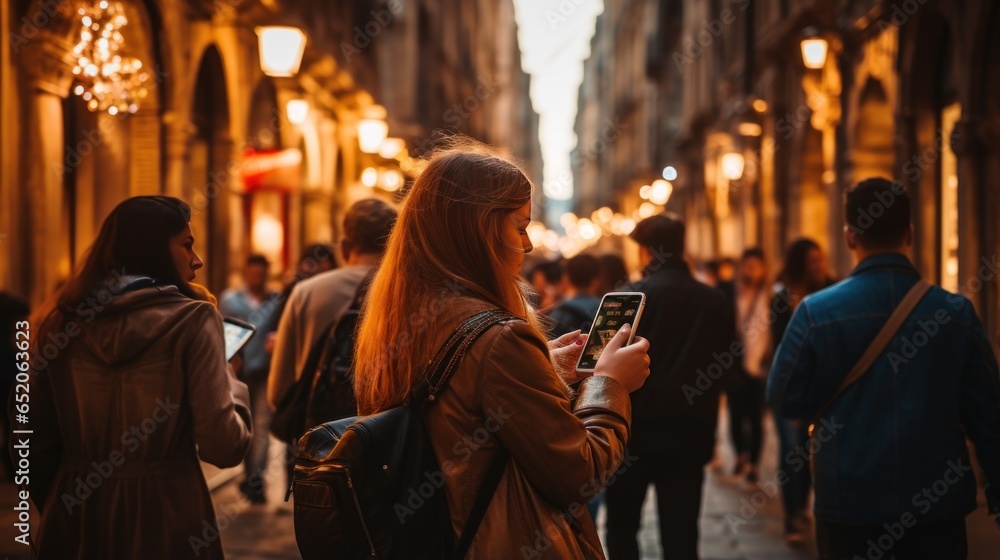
[361,167,378,188]
[378,138,405,159]
[256,26,306,77]
[650,179,673,205]
[800,37,828,70]
[285,99,309,125]
[721,152,745,180]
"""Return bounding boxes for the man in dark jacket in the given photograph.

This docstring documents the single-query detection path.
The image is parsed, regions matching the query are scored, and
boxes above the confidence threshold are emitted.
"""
[547,253,602,338]
[768,178,1000,558]
[605,213,738,560]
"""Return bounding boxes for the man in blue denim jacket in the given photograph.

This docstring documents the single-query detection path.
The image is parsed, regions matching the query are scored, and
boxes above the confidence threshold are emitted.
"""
[768,178,1000,559]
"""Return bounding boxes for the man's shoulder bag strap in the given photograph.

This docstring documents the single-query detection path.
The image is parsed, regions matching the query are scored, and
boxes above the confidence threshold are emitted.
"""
[807,279,933,438]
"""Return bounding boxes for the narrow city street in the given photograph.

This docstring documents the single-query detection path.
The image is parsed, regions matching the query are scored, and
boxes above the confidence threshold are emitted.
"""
[5,0,1000,558]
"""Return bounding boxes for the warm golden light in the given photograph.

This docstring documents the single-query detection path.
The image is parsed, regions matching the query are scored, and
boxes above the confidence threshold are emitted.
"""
[361,167,378,188]
[801,37,828,69]
[650,179,673,205]
[578,219,598,241]
[752,99,768,113]
[721,152,745,180]
[378,138,405,159]
[285,99,309,125]
[379,169,405,192]
[256,26,307,77]
[358,119,389,153]
[738,122,763,137]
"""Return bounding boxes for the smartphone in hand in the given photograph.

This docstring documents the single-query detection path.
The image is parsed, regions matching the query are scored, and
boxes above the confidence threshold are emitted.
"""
[222,317,256,362]
[576,292,646,372]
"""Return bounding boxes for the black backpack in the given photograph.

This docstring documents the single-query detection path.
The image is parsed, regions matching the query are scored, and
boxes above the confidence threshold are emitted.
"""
[289,309,518,560]
[270,278,369,442]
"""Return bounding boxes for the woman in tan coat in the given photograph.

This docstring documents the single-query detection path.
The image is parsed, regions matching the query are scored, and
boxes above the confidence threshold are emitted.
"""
[23,196,253,559]
[353,145,650,558]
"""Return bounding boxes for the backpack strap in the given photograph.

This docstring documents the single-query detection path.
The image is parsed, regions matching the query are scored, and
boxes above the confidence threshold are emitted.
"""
[411,308,520,558]
[411,309,520,404]
[807,279,932,437]
[453,445,510,559]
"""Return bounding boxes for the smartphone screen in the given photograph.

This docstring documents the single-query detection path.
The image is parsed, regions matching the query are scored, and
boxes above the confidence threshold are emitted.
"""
[222,317,256,362]
[576,292,645,371]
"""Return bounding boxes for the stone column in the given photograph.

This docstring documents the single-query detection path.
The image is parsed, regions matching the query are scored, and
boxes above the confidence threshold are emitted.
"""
[951,118,984,311]
[162,113,197,199]
[21,39,74,305]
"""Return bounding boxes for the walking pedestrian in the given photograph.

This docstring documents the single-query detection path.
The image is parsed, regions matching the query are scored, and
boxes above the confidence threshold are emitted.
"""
[352,145,650,558]
[604,213,738,560]
[219,254,279,503]
[597,253,630,293]
[19,196,252,559]
[267,199,397,482]
[725,247,771,485]
[768,178,1000,558]
[547,253,602,338]
[769,237,832,543]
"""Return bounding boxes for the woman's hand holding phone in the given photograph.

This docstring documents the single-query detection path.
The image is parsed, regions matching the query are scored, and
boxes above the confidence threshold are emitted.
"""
[548,330,592,385]
[594,323,650,392]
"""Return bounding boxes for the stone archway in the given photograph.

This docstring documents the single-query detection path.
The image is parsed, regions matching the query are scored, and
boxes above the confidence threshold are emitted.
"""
[190,45,233,295]
[852,78,895,182]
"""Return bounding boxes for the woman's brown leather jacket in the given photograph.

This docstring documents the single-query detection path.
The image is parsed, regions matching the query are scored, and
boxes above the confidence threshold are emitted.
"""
[422,297,632,559]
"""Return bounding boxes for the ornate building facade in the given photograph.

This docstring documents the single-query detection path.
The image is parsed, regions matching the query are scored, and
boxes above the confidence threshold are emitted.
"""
[574,0,1000,346]
[1,0,542,305]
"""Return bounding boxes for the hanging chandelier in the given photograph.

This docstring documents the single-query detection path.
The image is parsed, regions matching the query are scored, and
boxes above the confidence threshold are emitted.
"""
[70,1,150,116]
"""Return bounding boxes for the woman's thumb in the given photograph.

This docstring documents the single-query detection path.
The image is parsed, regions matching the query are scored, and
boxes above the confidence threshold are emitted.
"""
[605,323,632,351]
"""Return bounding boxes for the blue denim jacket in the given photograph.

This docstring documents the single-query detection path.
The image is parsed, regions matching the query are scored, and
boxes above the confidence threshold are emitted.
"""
[768,253,1000,524]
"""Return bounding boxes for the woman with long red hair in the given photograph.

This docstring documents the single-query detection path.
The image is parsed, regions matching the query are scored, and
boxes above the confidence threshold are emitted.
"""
[353,144,650,558]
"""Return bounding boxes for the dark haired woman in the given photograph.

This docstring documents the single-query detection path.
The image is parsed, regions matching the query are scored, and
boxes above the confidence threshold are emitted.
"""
[771,237,833,544]
[21,196,252,559]
[354,145,650,558]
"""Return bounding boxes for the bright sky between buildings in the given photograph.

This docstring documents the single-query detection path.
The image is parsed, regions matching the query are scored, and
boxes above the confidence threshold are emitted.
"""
[512,0,604,203]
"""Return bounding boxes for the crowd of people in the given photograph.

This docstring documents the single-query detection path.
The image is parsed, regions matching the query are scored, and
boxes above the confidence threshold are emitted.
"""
[4,139,999,559]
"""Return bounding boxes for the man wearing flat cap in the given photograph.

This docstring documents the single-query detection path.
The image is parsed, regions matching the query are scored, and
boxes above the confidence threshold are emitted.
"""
[605,213,738,560]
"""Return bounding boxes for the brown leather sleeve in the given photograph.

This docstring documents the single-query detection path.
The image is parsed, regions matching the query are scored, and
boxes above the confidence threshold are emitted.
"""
[480,321,632,509]
[185,304,253,468]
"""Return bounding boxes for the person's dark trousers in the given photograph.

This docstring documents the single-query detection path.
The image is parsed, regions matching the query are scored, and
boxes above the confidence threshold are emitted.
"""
[816,518,968,559]
[727,371,765,466]
[774,416,812,523]
[605,455,705,560]
[239,374,272,502]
